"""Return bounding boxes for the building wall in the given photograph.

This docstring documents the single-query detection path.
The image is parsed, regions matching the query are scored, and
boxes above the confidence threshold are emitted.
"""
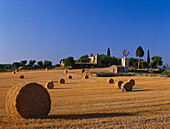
[121,57,129,72]
[60,61,64,67]
[109,65,124,73]
[88,54,103,66]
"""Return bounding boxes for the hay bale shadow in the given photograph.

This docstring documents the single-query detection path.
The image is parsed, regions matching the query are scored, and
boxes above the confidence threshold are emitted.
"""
[132,89,152,92]
[33,112,135,120]
[53,88,71,89]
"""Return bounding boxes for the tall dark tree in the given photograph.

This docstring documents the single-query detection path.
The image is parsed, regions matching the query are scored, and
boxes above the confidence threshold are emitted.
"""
[107,48,110,56]
[147,49,150,66]
[136,46,144,69]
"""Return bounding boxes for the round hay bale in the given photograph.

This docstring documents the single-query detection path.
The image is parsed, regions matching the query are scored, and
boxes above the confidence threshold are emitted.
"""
[115,81,124,89]
[20,75,24,79]
[67,75,72,79]
[6,82,51,118]
[15,70,18,73]
[121,82,133,92]
[45,81,54,89]
[107,78,114,84]
[128,79,135,86]
[58,78,65,84]
[84,75,89,79]
[81,69,85,73]
[64,70,68,73]
[46,68,48,71]
[12,71,16,74]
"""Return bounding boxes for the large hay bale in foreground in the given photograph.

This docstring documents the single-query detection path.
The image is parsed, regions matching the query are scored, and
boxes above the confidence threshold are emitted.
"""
[20,75,24,79]
[128,79,135,86]
[67,75,72,79]
[115,81,124,89]
[58,78,65,84]
[6,82,51,118]
[121,82,133,92]
[107,78,114,84]
[64,70,68,73]
[84,75,89,79]
[45,81,54,89]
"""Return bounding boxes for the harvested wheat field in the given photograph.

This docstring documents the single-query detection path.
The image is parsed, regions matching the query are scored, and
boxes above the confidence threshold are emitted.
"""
[0,68,170,128]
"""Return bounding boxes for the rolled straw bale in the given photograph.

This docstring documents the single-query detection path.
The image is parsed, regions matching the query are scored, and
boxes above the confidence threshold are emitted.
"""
[58,78,65,84]
[107,78,114,84]
[45,81,54,89]
[115,81,124,89]
[128,79,135,86]
[84,75,89,79]
[64,70,68,73]
[46,68,48,71]
[81,69,85,73]
[20,75,24,79]
[12,71,16,74]
[67,75,72,79]
[6,82,51,118]
[121,82,133,92]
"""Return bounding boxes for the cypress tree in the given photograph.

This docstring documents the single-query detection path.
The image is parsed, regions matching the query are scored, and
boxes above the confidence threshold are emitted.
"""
[147,49,150,65]
[107,48,110,56]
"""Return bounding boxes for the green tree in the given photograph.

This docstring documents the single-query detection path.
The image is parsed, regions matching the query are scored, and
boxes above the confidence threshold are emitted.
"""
[166,64,169,68]
[28,60,36,66]
[151,56,163,68]
[20,60,27,66]
[136,46,144,69]
[13,62,21,69]
[80,54,90,62]
[147,49,150,67]
[110,57,116,65]
[163,64,166,69]
[44,60,52,66]
[64,57,75,68]
[129,57,138,67]
[102,55,112,67]
[37,61,43,66]
[142,61,148,69]
[149,62,157,68]
[107,47,110,56]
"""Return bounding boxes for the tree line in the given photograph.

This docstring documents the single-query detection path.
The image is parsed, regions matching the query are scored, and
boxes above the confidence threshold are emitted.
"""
[0,60,53,71]
[135,46,167,69]
[63,46,168,69]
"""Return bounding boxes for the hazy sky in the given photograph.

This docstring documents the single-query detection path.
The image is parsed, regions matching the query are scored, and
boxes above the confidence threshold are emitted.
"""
[0,0,170,65]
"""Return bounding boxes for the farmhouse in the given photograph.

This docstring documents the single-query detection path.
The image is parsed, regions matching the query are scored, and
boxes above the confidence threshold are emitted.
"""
[109,57,129,73]
[60,53,129,73]
[60,54,104,68]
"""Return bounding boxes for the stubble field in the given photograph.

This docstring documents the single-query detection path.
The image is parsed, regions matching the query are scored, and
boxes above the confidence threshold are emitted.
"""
[0,68,170,128]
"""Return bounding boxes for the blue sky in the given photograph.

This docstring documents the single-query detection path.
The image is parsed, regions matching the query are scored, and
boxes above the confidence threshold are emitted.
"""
[0,0,170,65]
